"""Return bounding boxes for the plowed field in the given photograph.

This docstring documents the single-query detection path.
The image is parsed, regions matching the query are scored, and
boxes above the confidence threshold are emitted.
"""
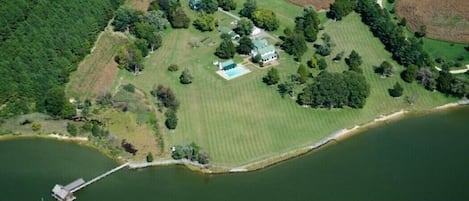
[396,0,469,43]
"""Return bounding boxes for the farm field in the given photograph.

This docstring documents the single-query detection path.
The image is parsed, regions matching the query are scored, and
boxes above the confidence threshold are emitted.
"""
[396,0,469,43]
[119,8,453,167]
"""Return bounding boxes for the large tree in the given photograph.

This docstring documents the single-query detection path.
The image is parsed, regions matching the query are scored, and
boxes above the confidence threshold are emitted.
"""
[193,13,217,31]
[234,18,254,36]
[169,7,191,28]
[295,7,320,42]
[327,0,355,20]
[263,68,280,85]
[180,69,193,84]
[217,0,236,11]
[165,109,178,130]
[112,6,142,32]
[252,9,279,31]
[377,61,394,77]
[215,38,236,59]
[401,64,418,83]
[45,87,66,117]
[298,71,370,108]
[388,82,404,97]
[345,50,363,73]
[297,64,309,84]
[417,67,437,90]
[239,0,257,19]
[115,44,144,74]
[200,0,218,13]
[281,33,308,61]
[143,10,169,32]
[236,36,254,55]
[436,70,454,94]
[343,71,370,108]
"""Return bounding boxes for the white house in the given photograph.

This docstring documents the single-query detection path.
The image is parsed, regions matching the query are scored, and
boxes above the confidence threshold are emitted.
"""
[251,39,277,63]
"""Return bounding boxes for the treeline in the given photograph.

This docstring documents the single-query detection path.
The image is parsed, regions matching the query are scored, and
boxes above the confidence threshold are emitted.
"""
[150,0,191,28]
[354,0,431,67]
[0,0,122,117]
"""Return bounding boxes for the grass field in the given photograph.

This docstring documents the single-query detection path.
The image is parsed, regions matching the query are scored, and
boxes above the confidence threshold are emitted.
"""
[116,7,453,167]
[286,0,334,10]
[423,38,469,64]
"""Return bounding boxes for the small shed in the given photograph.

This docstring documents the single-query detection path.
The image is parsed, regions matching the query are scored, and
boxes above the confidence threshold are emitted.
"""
[251,26,261,36]
[189,0,201,10]
[52,185,76,201]
[219,59,237,71]
[219,27,240,40]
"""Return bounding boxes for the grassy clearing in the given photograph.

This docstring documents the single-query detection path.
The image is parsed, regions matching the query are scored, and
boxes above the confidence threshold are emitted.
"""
[124,0,152,11]
[423,38,469,64]
[66,29,128,100]
[117,8,453,167]
[0,113,69,135]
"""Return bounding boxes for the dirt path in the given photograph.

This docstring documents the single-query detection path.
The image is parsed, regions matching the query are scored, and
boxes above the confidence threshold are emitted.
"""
[434,65,469,74]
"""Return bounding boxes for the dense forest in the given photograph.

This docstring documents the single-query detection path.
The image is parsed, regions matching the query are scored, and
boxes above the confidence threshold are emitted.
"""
[0,0,122,117]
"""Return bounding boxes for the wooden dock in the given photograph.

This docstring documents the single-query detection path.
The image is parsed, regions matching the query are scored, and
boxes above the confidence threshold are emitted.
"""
[52,163,129,201]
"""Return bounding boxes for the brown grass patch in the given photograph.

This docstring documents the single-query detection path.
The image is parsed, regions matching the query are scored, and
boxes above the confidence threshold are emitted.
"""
[396,0,469,43]
[126,0,152,11]
[97,109,160,160]
[66,30,128,99]
[287,0,334,10]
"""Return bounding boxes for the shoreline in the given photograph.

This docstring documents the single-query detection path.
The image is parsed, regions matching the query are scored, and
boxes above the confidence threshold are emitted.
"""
[0,102,466,174]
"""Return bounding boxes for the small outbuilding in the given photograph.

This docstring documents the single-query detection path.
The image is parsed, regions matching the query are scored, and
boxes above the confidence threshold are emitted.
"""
[218,59,237,71]
[219,27,240,40]
[52,185,76,201]
[189,0,201,10]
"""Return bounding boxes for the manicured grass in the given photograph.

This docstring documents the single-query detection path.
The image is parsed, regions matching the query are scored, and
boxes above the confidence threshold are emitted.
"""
[118,10,453,166]
[422,38,469,64]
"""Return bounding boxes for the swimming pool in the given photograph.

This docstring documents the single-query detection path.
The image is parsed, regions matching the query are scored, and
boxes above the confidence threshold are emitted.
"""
[225,66,249,79]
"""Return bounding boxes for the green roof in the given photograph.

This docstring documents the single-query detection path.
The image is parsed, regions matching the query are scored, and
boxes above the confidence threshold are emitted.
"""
[220,59,236,70]
[257,45,276,55]
[252,39,268,49]
[219,27,233,34]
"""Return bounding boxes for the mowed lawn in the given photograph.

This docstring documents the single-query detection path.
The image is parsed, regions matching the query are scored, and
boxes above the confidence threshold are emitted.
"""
[120,10,453,166]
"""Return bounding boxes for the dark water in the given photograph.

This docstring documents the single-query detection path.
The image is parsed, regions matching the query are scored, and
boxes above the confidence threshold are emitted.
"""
[1,107,469,201]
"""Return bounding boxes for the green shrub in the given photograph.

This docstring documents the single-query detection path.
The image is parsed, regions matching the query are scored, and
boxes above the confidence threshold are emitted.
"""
[32,123,41,132]
[123,83,135,93]
[67,123,78,136]
[168,64,179,72]
[146,152,154,162]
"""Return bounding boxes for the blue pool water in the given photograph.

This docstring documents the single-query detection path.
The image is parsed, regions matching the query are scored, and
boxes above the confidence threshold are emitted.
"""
[225,66,248,78]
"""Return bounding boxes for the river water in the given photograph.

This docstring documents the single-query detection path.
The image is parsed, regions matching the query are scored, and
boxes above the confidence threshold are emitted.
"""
[1,107,469,201]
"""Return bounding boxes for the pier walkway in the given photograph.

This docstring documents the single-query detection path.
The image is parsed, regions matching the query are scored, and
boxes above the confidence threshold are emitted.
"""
[52,163,129,201]
[71,162,129,193]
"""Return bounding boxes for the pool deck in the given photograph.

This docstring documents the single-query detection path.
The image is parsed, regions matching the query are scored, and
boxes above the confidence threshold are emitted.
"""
[216,65,251,80]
